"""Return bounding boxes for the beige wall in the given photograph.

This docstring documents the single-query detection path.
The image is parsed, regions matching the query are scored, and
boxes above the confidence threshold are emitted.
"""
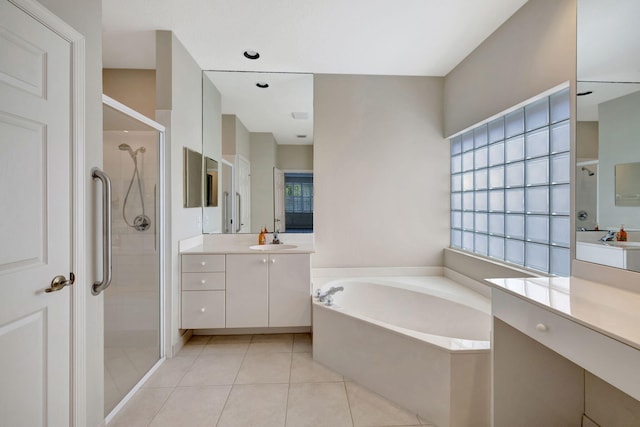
[444,0,577,137]
[278,145,313,171]
[597,90,640,229]
[221,114,251,160]
[202,73,223,233]
[250,133,277,232]
[102,69,156,119]
[38,0,104,424]
[576,121,599,161]
[156,30,204,351]
[314,74,447,268]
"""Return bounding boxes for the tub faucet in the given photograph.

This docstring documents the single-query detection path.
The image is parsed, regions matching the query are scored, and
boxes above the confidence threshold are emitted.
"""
[315,286,344,304]
[600,230,616,241]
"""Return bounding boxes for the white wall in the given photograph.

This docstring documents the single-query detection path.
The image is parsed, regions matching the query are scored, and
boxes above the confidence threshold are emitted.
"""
[156,31,204,353]
[314,74,448,268]
[250,132,277,232]
[37,0,104,424]
[597,90,640,229]
[443,0,577,137]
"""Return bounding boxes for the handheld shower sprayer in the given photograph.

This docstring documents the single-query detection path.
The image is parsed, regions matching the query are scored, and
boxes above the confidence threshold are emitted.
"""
[119,143,150,231]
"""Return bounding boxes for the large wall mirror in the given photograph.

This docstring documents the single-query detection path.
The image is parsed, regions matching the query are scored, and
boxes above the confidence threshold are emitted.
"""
[201,71,314,234]
[576,0,640,271]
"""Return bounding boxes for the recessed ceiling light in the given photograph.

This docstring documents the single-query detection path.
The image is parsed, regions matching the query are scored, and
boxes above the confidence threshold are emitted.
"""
[577,90,593,96]
[256,82,269,89]
[243,50,260,60]
[123,130,129,133]
[291,112,309,120]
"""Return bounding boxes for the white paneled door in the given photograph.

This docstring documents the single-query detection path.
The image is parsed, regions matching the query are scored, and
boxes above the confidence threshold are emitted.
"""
[0,1,73,426]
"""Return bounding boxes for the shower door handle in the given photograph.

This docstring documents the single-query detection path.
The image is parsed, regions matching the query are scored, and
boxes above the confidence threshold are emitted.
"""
[235,192,242,232]
[92,167,113,296]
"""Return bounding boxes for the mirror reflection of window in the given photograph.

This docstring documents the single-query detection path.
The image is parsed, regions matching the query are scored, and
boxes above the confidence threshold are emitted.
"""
[284,173,313,233]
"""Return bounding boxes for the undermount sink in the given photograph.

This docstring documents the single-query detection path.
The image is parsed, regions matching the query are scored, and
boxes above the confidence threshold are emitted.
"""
[249,244,298,251]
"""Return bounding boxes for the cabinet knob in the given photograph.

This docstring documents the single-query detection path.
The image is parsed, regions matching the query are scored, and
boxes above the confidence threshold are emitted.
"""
[262,259,267,264]
[201,261,206,266]
[200,307,206,313]
[271,258,276,264]
[201,279,206,284]
[535,323,548,332]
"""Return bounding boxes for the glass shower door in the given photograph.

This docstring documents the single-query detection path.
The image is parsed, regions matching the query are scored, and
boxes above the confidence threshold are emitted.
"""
[102,99,163,415]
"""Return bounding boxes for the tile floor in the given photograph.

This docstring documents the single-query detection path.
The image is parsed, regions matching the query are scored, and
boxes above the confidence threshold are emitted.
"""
[107,333,436,427]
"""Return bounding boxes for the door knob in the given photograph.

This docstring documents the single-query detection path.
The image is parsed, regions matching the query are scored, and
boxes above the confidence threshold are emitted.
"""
[46,272,75,293]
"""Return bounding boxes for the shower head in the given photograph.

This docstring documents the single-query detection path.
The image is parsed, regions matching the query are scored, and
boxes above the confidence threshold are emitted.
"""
[119,143,145,159]
[581,166,595,176]
[118,143,134,158]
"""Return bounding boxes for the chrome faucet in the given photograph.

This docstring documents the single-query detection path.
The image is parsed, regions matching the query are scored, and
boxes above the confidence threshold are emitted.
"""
[600,230,616,241]
[315,286,344,305]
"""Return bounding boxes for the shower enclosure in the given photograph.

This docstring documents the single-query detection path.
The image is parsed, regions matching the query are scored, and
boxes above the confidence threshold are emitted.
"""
[102,96,165,417]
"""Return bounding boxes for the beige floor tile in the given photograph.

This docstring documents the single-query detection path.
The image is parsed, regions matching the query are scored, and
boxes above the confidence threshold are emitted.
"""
[235,352,292,384]
[286,382,353,427]
[290,352,343,383]
[210,334,253,343]
[217,383,289,427]
[179,354,244,386]
[247,334,294,353]
[175,344,204,358]
[187,335,212,345]
[201,341,250,356]
[148,385,231,427]
[251,333,294,343]
[346,381,420,427]
[417,415,437,425]
[107,387,173,427]
[144,357,196,388]
[293,334,313,352]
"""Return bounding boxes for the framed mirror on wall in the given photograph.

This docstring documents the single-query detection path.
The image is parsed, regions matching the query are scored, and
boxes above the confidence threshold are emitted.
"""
[575,0,640,271]
[202,71,314,234]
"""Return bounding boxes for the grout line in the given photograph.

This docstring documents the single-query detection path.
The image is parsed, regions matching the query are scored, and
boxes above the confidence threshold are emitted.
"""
[342,380,356,427]
[142,386,177,427]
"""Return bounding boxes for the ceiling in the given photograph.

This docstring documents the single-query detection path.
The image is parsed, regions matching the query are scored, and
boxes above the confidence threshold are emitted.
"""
[102,0,528,75]
[102,0,530,144]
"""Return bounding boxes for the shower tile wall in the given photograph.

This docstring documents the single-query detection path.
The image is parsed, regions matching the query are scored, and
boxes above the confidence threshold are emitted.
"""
[103,131,160,414]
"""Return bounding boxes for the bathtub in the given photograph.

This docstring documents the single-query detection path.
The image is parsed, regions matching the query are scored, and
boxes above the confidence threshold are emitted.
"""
[312,275,491,427]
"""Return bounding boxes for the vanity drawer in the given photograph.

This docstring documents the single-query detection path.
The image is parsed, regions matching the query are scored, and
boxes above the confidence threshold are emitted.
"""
[492,288,640,401]
[182,272,225,291]
[182,254,225,273]
[182,290,225,329]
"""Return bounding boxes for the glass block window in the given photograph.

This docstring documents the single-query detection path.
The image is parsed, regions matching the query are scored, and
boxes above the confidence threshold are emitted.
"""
[450,88,570,276]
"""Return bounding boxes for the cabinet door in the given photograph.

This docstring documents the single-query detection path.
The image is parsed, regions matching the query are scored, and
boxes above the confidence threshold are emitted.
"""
[182,291,225,329]
[226,254,269,327]
[269,254,311,327]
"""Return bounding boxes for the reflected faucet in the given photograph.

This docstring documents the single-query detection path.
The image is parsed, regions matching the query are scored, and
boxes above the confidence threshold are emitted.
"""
[600,230,616,241]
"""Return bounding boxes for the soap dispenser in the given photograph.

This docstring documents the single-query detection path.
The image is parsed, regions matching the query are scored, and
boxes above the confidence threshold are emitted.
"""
[617,225,627,242]
[258,228,265,245]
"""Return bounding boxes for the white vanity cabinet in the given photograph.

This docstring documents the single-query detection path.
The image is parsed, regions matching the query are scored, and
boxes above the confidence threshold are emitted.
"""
[226,253,311,328]
[181,254,226,329]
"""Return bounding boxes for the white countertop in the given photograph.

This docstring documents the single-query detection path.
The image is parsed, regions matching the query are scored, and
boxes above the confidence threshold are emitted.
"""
[577,241,640,250]
[180,233,315,255]
[486,276,640,351]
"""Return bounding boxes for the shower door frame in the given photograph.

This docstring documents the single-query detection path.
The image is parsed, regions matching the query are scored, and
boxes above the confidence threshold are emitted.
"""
[102,95,167,421]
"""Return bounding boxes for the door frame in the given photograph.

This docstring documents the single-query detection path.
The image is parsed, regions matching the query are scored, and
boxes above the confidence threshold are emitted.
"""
[9,0,87,425]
